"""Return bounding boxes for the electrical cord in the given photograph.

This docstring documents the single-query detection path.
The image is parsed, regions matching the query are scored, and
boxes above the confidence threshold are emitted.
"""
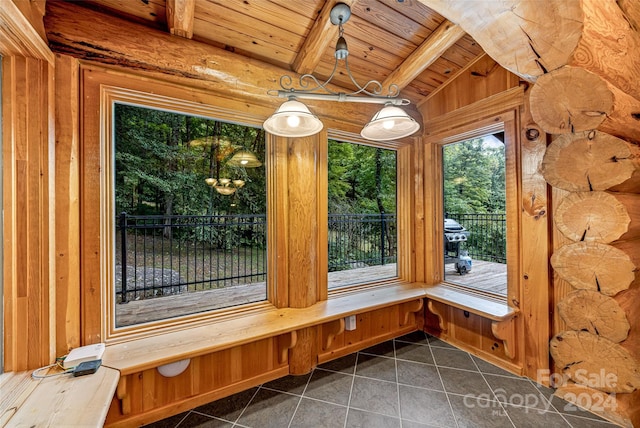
[31,356,74,379]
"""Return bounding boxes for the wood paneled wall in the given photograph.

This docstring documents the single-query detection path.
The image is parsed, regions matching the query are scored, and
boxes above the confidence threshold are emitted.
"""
[1,55,55,371]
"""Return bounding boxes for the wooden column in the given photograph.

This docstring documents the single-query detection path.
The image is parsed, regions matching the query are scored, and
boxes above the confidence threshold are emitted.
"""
[519,88,551,380]
[270,131,326,374]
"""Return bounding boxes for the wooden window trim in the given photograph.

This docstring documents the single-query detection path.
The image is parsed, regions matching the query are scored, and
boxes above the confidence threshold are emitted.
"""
[423,108,522,309]
[324,133,412,295]
[81,68,276,343]
[81,65,420,344]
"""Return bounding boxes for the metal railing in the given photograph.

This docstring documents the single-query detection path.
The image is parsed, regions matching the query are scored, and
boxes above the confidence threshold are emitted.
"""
[328,213,397,272]
[116,213,267,303]
[117,212,509,302]
[445,213,506,263]
[116,212,398,302]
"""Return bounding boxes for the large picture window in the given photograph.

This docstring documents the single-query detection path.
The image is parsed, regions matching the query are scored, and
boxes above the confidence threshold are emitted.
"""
[327,140,397,289]
[112,103,267,328]
[442,132,507,296]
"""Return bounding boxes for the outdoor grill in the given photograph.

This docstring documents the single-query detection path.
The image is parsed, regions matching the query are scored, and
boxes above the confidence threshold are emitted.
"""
[444,218,472,274]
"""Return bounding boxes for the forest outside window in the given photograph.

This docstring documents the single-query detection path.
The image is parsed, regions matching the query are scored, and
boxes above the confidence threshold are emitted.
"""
[113,103,267,328]
[442,132,507,297]
[327,140,398,289]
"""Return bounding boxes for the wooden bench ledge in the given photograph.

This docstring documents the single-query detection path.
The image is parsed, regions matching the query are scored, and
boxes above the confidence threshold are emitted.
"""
[102,282,426,375]
[424,285,519,359]
[2,366,119,427]
[424,285,517,321]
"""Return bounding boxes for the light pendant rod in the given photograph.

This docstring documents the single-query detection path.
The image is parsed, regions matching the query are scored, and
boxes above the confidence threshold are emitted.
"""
[271,90,410,105]
[268,2,407,106]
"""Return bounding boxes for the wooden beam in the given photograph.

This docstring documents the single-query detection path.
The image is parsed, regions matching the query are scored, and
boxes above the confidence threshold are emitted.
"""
[382,20,465,91]
[0,0,53,62]
[44,1,384,130]
[166,0,195,39]
[291,0,356,75]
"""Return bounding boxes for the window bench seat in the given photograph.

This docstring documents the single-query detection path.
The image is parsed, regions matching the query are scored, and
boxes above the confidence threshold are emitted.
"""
[102,282,427,376]
[424,284,519,358]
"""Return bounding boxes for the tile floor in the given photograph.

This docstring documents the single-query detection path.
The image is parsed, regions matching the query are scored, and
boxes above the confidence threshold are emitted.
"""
[144,332,619,428]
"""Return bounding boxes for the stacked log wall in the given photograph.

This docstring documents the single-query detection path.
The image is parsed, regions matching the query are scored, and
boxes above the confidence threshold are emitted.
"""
[540,86,640,428]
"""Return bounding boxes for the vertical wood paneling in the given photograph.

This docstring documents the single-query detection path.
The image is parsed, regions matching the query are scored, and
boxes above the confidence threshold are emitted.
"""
[80,68,105,344]
[407,142,425,283]
[54,53,81,355]
[397,144,415,282]
[268,133,289,308]
[2,55,53,371]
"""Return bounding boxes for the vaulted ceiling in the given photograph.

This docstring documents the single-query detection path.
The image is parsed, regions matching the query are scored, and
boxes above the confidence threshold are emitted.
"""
[57,0,486,106]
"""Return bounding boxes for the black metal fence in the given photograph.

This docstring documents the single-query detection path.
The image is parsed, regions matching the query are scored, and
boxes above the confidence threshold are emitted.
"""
[445,213,506,263]
[117,212,507,302]
[328,213,397,272]
[116,212,398,302]
[116,213,267,303]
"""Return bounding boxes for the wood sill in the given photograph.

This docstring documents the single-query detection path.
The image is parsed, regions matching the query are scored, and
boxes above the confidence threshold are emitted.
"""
[424,284,519,359]
[102,281,427,375]
[0,367,119,427]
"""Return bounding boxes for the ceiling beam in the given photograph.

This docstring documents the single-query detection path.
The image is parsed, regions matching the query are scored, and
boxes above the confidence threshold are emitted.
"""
[291,0,356,75]
[166,0,195,39]
[382,19,464,92]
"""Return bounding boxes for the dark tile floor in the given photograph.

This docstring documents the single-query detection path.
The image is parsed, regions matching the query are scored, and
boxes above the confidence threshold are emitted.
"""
[144,332,619,428]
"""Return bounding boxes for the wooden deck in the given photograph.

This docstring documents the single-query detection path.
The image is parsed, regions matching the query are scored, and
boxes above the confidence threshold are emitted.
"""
[116,261,506,326]
[444,260,507,295]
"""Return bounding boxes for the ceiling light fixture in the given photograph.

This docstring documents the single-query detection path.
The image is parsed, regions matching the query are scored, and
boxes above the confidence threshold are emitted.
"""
[264,2,419,141]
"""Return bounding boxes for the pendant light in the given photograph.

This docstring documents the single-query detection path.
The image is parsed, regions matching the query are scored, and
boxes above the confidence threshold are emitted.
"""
[360,104,420,141]
[227,150,262,168]
[263,99,324,137]
[265,2,419,141]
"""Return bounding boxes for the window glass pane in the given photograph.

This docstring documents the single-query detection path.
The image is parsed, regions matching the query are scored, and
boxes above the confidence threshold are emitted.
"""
[442,133,507,296]
[114,103,267,327]
[327,140,397,289]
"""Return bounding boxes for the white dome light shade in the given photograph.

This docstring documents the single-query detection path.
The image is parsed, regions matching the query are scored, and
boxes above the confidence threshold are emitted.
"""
[263,100,324,137]
[360,105,420,141]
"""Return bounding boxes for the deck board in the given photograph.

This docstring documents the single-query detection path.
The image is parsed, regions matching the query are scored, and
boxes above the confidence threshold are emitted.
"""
[116,261,506,326]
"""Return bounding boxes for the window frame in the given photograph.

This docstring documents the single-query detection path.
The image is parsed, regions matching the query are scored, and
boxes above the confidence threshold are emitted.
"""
[325,133,414,297]
[95,85,276,342]
[82,69,418,343]
[424,112,521,304]
[440,129,508,297]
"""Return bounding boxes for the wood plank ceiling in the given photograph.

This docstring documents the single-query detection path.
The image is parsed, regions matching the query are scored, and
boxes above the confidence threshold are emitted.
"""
[56,0,485,105]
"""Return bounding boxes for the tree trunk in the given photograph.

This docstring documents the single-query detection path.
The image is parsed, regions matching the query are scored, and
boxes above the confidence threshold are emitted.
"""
[557,289,630,343]
[550,330,640,393]
[554,191,640,243]
[541,130,640,192]
[529,66,640,143]
[550,241,637,296]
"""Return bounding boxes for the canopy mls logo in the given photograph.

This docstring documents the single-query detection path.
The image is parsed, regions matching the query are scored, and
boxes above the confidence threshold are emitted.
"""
[463,369,619,414]
[537,369,619,412]
[538,368,619,391]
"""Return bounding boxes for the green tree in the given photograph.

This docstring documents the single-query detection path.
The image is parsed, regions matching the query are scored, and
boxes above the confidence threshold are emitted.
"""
[443,137,505,215]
